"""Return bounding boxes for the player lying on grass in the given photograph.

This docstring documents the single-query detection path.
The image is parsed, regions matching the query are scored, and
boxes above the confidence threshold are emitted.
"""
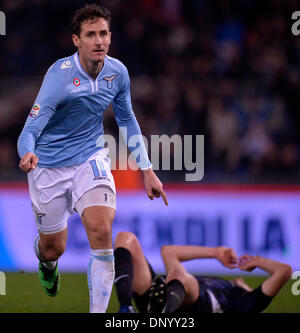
[114,232,292,313]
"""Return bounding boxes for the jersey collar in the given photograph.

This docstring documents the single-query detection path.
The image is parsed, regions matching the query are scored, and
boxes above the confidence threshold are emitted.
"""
[73,52,106,93]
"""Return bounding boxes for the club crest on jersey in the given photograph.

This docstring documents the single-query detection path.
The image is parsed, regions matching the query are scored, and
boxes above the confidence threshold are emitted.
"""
[29,104,40,118]
[73,78,80,86]
[103,75,118,89]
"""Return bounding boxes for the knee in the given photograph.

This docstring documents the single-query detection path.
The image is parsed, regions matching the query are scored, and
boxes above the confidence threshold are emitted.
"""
[167,267,184,279]
[166,268,187,286]
[90,220,112,240]
[86,218,113,249]
[82,206,115,248]
[42,242,65,261]
[114,232,138,250]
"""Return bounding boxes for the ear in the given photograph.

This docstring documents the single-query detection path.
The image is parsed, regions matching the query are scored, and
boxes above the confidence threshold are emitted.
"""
[109,31,112,45]
[72,34,80,48]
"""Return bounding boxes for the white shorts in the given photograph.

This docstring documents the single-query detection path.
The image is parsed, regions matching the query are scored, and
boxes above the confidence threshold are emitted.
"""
[27,148,116,235]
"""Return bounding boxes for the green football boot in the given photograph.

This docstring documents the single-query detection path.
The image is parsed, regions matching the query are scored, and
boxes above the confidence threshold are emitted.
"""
[38,262,60,297]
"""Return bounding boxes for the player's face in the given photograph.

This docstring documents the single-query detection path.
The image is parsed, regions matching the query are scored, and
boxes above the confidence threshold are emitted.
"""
[73,18,111,63]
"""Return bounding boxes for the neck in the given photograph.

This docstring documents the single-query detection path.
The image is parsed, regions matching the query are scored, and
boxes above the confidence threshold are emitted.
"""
[78,53,103,80]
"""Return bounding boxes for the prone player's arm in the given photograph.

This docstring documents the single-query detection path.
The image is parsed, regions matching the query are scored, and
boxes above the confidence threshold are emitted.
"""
[238,255,292,297]
[112,66,168,206]
[161,245,238,274]
[17,69,63,173]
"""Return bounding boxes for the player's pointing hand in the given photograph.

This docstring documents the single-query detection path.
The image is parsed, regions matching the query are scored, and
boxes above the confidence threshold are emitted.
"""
[143,168,168,206]
[19,152,39,173]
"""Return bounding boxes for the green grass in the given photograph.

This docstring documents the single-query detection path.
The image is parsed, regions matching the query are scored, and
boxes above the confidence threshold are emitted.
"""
[0,273,299,313]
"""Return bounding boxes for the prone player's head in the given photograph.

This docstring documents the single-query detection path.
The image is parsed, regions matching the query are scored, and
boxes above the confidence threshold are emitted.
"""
[72,4,111,64]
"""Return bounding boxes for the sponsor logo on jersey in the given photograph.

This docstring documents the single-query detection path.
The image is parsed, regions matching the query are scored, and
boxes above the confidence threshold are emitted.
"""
[70,86,88,94]
[103,74,118,89]
[93,176,108,181]
[61,60,73,69]
[73,78,80,86]
[29,104,40,118]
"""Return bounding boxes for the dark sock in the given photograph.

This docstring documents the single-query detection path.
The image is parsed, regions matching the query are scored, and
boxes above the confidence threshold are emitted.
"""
[114,247,134,306]
[164,279,186,313]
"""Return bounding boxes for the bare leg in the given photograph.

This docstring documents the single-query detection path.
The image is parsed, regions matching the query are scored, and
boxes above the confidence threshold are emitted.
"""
[114,232,152,295]
[81,205,115,249]
[38,228,67,261]
[161,246,199,306]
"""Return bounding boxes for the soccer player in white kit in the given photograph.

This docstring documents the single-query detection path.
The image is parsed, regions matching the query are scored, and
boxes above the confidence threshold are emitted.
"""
[17,4,168,313]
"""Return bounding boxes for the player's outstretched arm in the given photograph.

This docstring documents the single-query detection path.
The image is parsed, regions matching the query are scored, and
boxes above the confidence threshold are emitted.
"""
[238,255,292,297]
[142,168,168,206]
[161,245,238,305]
[19,152,39,173]
[112,64,168,206]
[161,245,238,274]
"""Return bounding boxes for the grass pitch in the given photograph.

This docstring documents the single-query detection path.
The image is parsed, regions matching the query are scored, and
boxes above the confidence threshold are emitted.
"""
[0,273,299,313]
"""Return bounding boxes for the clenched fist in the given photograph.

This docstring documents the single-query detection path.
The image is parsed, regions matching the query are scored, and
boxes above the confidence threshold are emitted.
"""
[19,152,39,173]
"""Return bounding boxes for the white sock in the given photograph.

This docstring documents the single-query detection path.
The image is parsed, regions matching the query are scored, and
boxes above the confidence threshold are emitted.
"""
[87,249,115,313]
[33,234,57,271]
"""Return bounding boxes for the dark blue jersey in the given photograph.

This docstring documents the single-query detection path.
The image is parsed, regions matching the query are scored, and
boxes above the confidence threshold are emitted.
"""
[177,276,273,313]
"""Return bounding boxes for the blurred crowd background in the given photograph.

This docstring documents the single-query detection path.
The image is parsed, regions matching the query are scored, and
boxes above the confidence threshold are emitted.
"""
[0,0,300,183]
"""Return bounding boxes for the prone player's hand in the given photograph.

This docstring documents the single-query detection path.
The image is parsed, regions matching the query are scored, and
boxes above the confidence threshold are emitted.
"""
[216,246,238,269]
[143,168,168,206]
[238,255,259,272]
[19,152,39,173]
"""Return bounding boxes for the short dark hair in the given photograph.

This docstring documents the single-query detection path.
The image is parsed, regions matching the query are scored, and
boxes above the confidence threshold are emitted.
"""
[72,4,111,36]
